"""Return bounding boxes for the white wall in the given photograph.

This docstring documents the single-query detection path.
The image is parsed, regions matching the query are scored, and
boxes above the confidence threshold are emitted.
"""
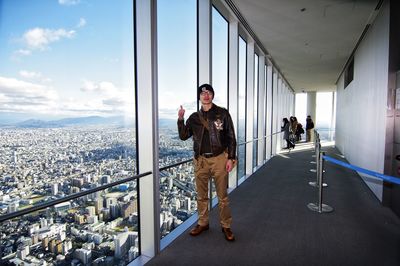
[336,1,390,201]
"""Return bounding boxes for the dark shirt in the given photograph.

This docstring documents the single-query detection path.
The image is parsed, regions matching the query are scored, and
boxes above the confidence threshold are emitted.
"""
[200,111,211,154]
[306,119,314,130]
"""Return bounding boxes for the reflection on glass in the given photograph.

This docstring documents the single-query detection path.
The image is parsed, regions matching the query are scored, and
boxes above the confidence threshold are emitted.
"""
[0,0,137,264]
[238,37,247,179]
[253,54,259,168]
[157,0,197,239]
[212,6,228,109]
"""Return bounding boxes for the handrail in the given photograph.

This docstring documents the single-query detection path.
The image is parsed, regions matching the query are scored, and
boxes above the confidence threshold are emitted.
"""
[323,155,400,185]
[159,159,192,172]
[238,131,282,146]
[159,132,283,169]
[0,171,152,223]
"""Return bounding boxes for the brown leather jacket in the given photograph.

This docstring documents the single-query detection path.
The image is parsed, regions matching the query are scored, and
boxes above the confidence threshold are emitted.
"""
[177,104,237,159]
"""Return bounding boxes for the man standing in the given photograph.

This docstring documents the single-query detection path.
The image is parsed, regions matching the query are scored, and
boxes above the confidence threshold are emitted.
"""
[177,84,236,242]
[306,115,315,142]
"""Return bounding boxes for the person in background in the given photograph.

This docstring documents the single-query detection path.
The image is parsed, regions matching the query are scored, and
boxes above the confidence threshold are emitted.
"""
[306,115,315,142]
[177,83,237,242]
[281,118,294,149]
[290,116,298,137]
[295,123,305,141]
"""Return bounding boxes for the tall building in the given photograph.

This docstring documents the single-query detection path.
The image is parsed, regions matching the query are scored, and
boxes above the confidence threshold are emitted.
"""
[52,183,58,195]
[75,248,92,265]
[114,232,138,259]
[95,198,103,214]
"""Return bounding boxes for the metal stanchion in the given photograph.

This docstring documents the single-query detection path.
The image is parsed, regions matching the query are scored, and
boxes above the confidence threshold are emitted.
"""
[309,140,327,187]
[307,152,334,213]
[311,131,318,157]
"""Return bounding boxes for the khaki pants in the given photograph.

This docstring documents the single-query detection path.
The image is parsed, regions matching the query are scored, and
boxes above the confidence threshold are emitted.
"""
[306,129,314,142]
[193,153,232,228]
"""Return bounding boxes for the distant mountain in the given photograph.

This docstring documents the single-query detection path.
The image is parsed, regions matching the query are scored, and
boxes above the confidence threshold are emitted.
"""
[55,116,125,126]
[6,116,130,128]
[15,119,62,128]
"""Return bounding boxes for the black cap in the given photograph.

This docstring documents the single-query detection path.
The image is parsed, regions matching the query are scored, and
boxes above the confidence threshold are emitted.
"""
[198,84,214,99]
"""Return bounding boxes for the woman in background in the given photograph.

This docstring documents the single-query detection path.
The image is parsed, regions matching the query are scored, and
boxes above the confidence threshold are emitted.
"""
[281,118,294,149]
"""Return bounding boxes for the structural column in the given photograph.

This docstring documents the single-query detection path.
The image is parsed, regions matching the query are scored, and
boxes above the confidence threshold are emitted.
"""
[307,91,317,122]
[228,19,239,188]
[265,64,273,159]
[135,0,159,260]
[246,40,255,176]
[198,0,211,86]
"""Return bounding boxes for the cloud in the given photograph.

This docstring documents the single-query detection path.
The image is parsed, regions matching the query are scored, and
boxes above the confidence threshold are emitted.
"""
[0,76,59,113]
[77,18,86,28]
[79,79,134,113]
[15,49,31,56]
[159,100,197,119]
[58,0,80,6]
[0,76,134,117]
[80,80,121,97]
[23,27,75,51]
[19,70,52,83]
[19,70,42,79]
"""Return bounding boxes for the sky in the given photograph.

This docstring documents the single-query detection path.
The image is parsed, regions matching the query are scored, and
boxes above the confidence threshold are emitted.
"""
[0,0,335,125]
[0,0,231,122]
[0,0,135,122]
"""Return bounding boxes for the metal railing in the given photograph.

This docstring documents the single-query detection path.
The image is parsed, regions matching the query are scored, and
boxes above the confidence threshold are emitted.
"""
[307,130,400,213]
[0,171,152,223]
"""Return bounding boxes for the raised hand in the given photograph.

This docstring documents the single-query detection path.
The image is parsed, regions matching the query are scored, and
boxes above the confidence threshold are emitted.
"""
[178,105,185,119]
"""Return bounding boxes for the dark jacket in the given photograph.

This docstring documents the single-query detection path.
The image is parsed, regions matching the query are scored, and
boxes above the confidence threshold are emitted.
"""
[306,119,314,130]
[177,104,237,159]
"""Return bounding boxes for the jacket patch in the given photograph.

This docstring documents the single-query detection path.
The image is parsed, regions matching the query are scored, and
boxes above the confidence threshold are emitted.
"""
[214,119,223,131]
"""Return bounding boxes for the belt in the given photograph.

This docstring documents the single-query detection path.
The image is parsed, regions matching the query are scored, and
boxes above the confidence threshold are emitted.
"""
[200,153,214,158]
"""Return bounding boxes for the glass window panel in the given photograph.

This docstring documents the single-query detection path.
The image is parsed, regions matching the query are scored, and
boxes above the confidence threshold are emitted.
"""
[238,37,247,180]
[316,92,335,141]
[0,0,138,263]
[295,93,307,127]
[212,6,228,108]
[157,0,197,239]
[238,145,246,179]
[0,179,141,265]
[159,161,196,238]
[211,6,228,200]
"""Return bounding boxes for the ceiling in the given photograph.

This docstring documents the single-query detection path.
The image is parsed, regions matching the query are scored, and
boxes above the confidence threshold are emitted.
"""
[231,0,380,92]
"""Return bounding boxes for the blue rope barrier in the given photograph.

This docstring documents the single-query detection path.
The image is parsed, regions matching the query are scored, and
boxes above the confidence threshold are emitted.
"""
[322,155,400,186]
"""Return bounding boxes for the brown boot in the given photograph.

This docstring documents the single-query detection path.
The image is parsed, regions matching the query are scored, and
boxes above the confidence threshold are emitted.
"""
[189,224,209,236]
[221,227,235,241]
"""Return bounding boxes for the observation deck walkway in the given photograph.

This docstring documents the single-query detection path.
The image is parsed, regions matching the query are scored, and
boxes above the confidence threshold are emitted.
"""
[147,144,400,266]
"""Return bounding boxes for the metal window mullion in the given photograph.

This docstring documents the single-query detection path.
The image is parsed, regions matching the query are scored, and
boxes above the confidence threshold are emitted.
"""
[245,41,254,177]
[198,0,211,86]
[135,0,158,260]
[257,55,265,166]
[228,19,239,189]
[271,71,278,155]
[266,65,273,159]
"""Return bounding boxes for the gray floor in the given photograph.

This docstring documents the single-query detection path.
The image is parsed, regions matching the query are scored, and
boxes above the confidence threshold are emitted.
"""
[147,145,400,266]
